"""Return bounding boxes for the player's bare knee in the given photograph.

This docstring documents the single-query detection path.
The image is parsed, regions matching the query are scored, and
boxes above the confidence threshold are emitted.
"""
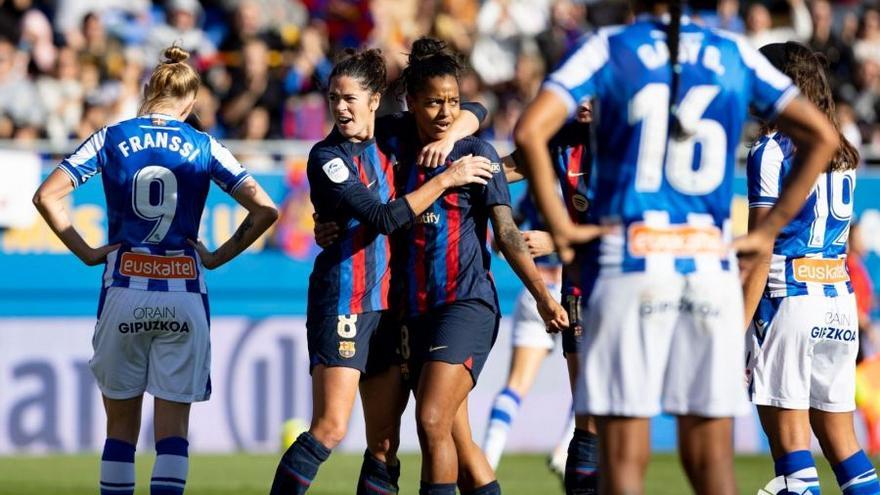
[416,406,452,442]
[311,418,348,449]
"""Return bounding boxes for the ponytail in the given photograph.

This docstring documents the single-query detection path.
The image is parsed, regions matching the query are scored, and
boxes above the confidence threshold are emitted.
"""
[666,0,686,139]
[139,44,200,115]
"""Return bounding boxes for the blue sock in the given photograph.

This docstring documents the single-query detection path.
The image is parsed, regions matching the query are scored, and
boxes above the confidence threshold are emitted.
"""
[357,450,400,494]
[564,428,599,495]
[774,450,820,494]
[270,432,331,495]
[419,481,456,495]
[100,438,136,495]
[151,436,188,495]
[483,387,521,469]
[462,480,501,495]
[832,450,880,495]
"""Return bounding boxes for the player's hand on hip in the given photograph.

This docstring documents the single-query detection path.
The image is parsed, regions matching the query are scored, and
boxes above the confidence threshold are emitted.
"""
[442,154,493,187]
[538,296,569,333]
[418,135,456,168]
[188,239,220,269]
[312,213,341,248]
[81,243,121,266]
[522,230,554,258]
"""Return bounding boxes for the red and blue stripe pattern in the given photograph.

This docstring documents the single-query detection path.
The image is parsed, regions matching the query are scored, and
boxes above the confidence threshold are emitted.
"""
[335,143,396,314]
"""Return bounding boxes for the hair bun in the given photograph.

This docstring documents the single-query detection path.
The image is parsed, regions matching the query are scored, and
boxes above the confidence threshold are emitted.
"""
[409,37,448,63]
[162,45,190,64]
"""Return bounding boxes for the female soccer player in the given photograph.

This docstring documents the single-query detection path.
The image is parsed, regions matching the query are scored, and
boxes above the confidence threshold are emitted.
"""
[514,1,839,493]
[744,42,880,495]
[32,45,279,495]
[390,37,568,495]
[486,100,601,492]
[269,48,494,495]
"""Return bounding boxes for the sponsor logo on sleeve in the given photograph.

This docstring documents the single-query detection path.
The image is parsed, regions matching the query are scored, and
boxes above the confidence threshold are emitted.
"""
[322,158,349,184]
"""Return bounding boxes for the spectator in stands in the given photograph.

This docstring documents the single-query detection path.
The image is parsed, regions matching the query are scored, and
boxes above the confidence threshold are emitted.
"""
[37,46,84,144]
[221,37,284,138]
[54,0,149,50]
[147,0,216,64]
[188,83,224,137]
[536,0,589,70]
[855,7,880,65]
[809,0,856,93]
[695,0,744,34]
[746,0,812,48]
[304,0,373,50]
[471,0,550,86]
[0,35,43,139]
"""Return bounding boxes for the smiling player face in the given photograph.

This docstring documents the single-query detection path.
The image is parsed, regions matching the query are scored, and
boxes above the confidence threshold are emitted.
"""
[408,74,461,143]
[327,75,380,142]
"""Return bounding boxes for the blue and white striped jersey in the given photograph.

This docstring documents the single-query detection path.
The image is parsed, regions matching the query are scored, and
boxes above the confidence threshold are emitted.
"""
[544,15,798,276]
[747,132,854,297]
[57,113,251,293]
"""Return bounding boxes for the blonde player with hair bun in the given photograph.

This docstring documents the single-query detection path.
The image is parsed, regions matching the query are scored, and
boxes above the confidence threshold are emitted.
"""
[33,44,278,495]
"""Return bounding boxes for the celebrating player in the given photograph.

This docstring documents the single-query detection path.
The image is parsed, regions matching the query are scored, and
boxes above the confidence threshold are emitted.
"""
[390,37,568,495]
[268,48,494,495]
[514,0,839,493]
[744,42,880,495]
[483,100,599,491]
[32,45,278,495]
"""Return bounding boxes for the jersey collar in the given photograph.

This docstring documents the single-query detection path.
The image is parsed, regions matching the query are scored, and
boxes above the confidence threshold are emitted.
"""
[145,113,179,122]
[636,13,692,26]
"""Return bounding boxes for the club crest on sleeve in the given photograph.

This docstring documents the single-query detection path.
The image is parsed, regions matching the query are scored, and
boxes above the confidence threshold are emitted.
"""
[338,341,356,359]
[323,157,349,183]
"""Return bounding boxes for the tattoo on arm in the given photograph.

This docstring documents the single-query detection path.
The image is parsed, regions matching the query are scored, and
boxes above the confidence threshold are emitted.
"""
[492,206,528,253]
[234,217,254,243]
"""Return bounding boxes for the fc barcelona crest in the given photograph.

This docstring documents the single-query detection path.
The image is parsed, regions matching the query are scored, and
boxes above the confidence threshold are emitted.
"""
[339,341,356,359]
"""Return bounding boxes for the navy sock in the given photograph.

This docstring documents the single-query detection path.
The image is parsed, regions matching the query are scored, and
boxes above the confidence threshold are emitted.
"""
[270,432,331,495]
[151,436,189,495]
[462,480,501,495]
[564,428,599,495]
[419,481,457,495]
[101,438,136,495]
[357,450,400,494]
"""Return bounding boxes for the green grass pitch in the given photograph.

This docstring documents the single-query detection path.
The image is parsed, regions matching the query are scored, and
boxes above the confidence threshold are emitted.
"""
[1,452,876,494]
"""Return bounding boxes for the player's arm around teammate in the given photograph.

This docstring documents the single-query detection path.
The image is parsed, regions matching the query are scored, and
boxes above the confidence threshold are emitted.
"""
[269,48,493,495]
[34,45,278,495]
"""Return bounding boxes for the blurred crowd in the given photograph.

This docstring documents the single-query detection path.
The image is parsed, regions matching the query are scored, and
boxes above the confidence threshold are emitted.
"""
[2,0,880,163]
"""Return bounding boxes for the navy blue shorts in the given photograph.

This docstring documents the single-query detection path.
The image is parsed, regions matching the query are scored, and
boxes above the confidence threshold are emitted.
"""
[306,310,400,375]
[404,299,500,387]
[562,292,583,356]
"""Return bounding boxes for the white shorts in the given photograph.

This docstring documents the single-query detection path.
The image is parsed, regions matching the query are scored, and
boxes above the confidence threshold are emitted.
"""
[746,293,858,412]
[90,287,212,403]
[575,271,750,418]
[511,284,561,350]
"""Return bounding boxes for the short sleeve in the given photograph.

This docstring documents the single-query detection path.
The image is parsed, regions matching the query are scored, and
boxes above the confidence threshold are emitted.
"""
[735,37,799,120]
[746,137,784,208]
[543,31,612,118]
[58,127,109,188]
[476,140,511,208]
[208,136,251,194]
[460,102,488,124]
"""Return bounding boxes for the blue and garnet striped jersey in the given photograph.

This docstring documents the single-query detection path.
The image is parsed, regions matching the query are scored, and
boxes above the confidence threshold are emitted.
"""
[56,113,250,293]
[306,105,488,317]
[306,127,412,317]
[395,136,511,316]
